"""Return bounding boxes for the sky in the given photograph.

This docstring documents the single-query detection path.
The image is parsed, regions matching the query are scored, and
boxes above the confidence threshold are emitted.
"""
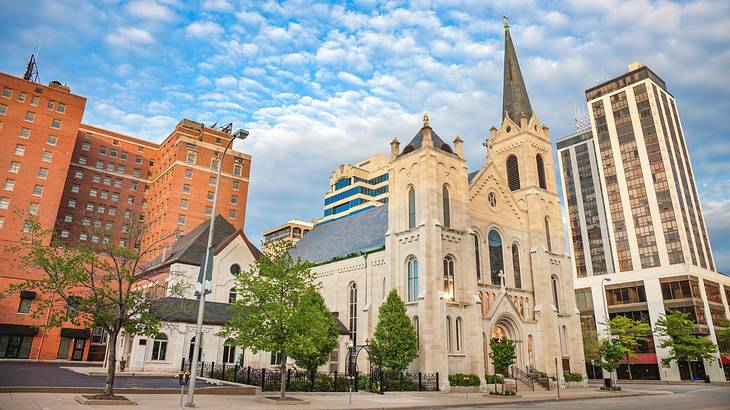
[1,0,728,273]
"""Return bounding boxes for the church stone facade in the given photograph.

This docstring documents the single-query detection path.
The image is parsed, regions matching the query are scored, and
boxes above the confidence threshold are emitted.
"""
[291,24,585,389]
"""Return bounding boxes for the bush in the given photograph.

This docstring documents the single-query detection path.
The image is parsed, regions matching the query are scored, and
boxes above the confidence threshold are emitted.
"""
[538,371,548,379]
[600,386,622,391]
[489,390,516,396]
[449,373,480,386]
[485,374,503,384]
[564,372,583,382]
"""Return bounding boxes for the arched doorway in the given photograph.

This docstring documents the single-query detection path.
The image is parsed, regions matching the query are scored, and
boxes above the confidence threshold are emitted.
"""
[490,315,524,371]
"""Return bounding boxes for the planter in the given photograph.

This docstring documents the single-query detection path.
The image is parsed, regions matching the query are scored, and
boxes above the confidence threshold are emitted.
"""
[485,393,522,398]
[450,385,480,393]
[74,395,136,406]
[565,380,588,389]
[256,396,311,405]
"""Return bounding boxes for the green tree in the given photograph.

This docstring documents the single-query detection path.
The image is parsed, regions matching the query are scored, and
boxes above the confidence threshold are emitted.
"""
[607,315,650,379]
[221,240,314,399]
[369,289,418,373]
[654,311,718,380]
[287,287,339,376]
[0,212,183,399]
[582,326,601,366]
[489,337,516,375]
[599,339,623,387]
[717,319,730,354]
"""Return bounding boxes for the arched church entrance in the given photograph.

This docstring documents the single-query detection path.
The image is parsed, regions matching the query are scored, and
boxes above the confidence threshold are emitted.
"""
[490,314,524,372]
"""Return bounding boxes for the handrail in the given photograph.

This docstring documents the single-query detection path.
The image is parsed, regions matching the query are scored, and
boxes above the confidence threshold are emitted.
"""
[512,367,534,392]
[525,366,550,390]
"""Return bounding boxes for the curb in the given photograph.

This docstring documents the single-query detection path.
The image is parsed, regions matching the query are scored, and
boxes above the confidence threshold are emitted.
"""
[0,386,254,395]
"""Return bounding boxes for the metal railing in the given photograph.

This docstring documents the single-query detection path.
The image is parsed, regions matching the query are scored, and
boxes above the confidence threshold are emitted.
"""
[526,366,550,390]
[512,367,534,391]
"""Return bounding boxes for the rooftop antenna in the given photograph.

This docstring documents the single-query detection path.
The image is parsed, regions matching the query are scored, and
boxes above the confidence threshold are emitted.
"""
[574,106,591,133]
[23,51,40,83]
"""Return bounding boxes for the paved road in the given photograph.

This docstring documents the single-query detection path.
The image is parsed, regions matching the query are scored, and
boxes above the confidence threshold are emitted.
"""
[457,383,730,410]
[0,362,205,389]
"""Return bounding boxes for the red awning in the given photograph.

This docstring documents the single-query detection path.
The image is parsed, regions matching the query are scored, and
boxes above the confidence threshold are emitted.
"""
[620,353,658,364]
[721,355,730,365]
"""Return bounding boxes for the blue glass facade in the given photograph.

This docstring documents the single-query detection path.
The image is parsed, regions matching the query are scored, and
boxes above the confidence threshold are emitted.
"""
[324,172,389,215]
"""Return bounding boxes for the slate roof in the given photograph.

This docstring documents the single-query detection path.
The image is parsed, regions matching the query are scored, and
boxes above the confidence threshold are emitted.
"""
[400,126,453,156]
[468,170,479,184]
[150,297,349,334]
[148,215,261,270]
[502,26,533,124]
[290,205,387,264]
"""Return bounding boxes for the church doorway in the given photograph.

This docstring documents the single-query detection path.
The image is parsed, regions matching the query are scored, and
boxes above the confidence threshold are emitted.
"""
[490,315,524,371]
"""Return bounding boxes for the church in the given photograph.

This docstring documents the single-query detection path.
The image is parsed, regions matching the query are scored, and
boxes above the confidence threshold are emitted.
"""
[291,22,585,388]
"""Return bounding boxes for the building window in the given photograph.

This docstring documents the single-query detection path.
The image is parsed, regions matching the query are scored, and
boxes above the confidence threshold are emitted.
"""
[207,191,214,200]
[17,92,26,102]
[19,128,30,138]
[228,210,236,219]
[0,335,32,359]
[183,184,191,194]
[24,111,35,122]
[231,195,238,204]
[64,214,72,223]
[407,256,419,302]
[180,199,188,209]
[205,207,212,216]
[79,232,87,241]
[185,169,193,179]
[90,188,97,197]
[446,316,453,353]
[0,197,9,209]
[512,243,522,289]
[74,170,83,179]
[545,217,552,252]
[178,215,186,225]
[47,100,55,110]
[536,154,546,189]
[488,229,504,285]
[442,185,451,228]
[38,168,48,179]
[506,154,520,191]
[223,339,237,364]
[60,229,70,238]
[51,119,61,129]
[151,333,168,361]
[230,264,241,274]
[57,103,66,113]
[232,180,240,190]
[408,186,416,229]
[14,144,25,156]
[30,95,39,105]
[78,155,87,165]
[81,142,90,151]
[0,104,7,115]
[9,161,20,173]
[68,199,76,208]
[28,203,39,215]
[413,316,420,351]
[2,87,11,98]
[233,164,242,177]
[270,351,282,365]
[209,176,216,185]
[211,158,220,172]
[551,275,560,312]
[32,185,44,196]
[455,317,463,352]
[472,233,482,282]
[47,135,58,146]
[18,292,34,313]
[186,151,196,165]
[443,255,455,300]
[3,179,14,191]
[349,282,357,346]
[228,288,237,304]
[42,151,52,162]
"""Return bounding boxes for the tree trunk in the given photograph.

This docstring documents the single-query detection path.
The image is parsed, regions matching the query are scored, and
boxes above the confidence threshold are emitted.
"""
[104,330,119,398]
[626,353,632,380]
[280,352,287,399]
[687,360,694,381]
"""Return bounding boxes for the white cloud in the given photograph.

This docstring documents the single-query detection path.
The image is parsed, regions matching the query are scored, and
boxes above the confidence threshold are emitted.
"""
[125,0,176,21]
[337,71,365,86]
[185,21,224,38]
[201,0,234,12]
[105,27,155,51]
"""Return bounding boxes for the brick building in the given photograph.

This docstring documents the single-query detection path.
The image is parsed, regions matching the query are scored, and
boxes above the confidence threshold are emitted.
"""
[0,67,251,362]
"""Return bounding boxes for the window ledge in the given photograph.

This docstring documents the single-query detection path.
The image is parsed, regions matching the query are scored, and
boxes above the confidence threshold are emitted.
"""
[448,353,467,357]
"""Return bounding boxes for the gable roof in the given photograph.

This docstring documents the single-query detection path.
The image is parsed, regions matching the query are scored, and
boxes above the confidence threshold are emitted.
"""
[290,205,387,264]
[400,125,453,156]
[148,215,260,270]
[468,170,479,184]
[151,297,349,334]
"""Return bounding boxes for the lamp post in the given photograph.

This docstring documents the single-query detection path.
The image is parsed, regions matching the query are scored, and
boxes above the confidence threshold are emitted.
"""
[186,128,248,407]
[600,277,612,386]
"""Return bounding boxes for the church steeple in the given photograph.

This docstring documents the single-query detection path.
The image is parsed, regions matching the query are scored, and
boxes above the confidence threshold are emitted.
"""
[502,16,533,125]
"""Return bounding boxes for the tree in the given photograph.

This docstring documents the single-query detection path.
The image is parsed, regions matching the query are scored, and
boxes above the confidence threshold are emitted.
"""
[654,311,718,380]
[221,240,314,399]
[287,287,339,377]
[1,212,183,399]
[717,319,730,354]
[599,339,623,387]
[581,326,601,378]
[369,289,418,373]
[489,337,516,375]
[607,315,650,379]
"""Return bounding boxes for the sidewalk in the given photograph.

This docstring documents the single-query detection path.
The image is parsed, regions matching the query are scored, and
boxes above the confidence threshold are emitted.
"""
[0,387,662,409]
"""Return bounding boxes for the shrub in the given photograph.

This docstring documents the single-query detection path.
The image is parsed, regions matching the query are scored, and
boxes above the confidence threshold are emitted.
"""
[489,390,516,396]
[485,374,503,384]
[538,371,548,379]
[565,372,583,382]
[449,373,480,386]
[600,386,622,391]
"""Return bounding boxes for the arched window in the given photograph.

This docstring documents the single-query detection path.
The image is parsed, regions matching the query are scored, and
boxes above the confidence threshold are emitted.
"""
[223,338,237,364]
[456,317,463,352]
[407,256,419,302]
[349,282,358,346]
[506,155,520,191]
[561,325,569,354]
[408,186,416,229]
[443,256,455,300]
[545,217,552,252]
[413,316,420,351]
[151,333,167,361]
[228,287,237,304]
[446,316,453,353]
[472,233,481,282]
[512,243,522,289]
[442,185,451,228]
[551,275,560,312]
[188,336,201,362]
[488,230,504,285]
[536,154,547,189]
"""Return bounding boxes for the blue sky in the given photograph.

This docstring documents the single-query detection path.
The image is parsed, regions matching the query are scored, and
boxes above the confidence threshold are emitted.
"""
[1,0,728,273]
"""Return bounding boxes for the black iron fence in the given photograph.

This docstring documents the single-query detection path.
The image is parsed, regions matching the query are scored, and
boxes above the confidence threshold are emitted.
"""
[181,359,439,393]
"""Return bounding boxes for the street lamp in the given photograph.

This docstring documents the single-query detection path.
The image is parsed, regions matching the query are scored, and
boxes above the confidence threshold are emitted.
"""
[600,277,612,387]
[186,128,248,407]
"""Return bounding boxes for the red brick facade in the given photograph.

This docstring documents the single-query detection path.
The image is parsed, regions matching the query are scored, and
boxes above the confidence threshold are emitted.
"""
[0,70,251,362]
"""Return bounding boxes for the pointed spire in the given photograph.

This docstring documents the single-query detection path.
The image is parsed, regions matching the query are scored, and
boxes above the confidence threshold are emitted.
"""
[502,16,533,125]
